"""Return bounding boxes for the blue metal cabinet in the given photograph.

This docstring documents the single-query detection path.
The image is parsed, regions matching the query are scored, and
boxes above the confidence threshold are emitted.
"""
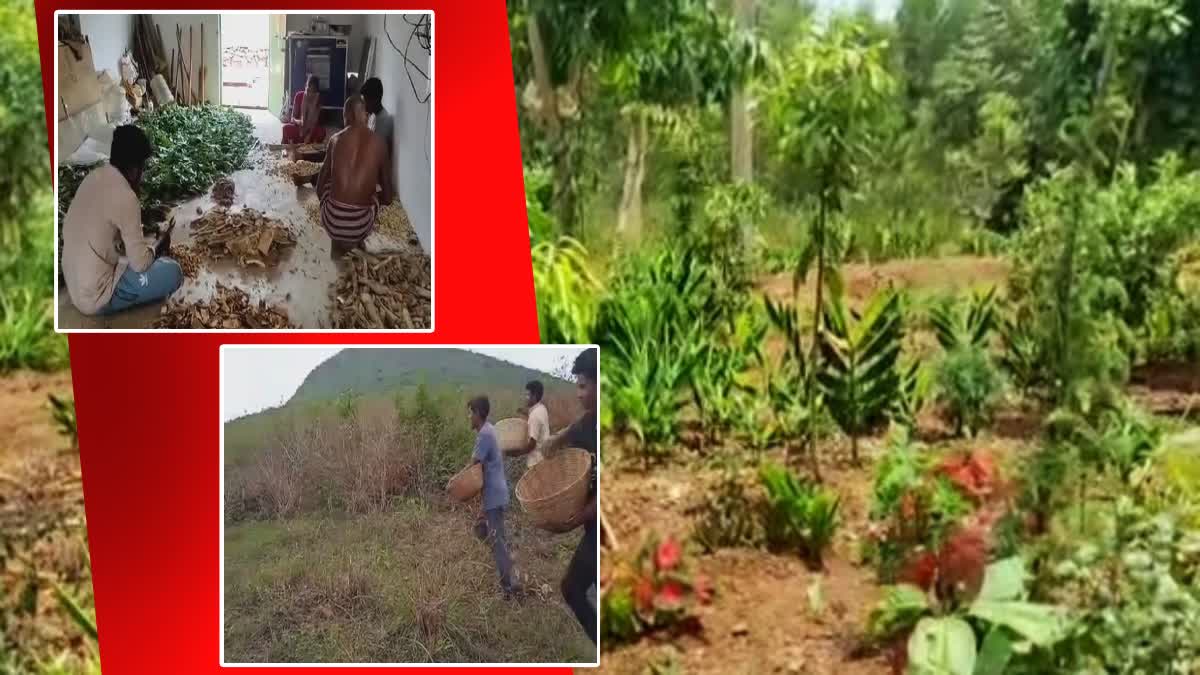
[286,34,349,112]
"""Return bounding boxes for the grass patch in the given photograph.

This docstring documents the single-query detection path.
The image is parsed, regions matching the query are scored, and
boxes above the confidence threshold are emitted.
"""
[224,505,593,664]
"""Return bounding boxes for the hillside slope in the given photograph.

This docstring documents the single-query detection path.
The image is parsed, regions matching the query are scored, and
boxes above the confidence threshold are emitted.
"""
[287,348,571,405]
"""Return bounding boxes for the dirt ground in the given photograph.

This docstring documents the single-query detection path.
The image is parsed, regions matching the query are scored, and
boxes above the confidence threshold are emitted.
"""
[760,256,1011,308]
[0,370,93,669]
[57,146,428,329]
[0,370,74,471]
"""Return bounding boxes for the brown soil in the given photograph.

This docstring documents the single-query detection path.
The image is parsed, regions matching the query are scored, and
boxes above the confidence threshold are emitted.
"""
[761,256,1011,308]
[599,444,893,675]
[1130,361,1200,417]
[0,371,74,471]
[597,413,1045,674]
[0,371,92,670]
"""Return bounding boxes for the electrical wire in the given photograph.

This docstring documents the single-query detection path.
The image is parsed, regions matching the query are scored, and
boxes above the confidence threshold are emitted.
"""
[384,14,431,105]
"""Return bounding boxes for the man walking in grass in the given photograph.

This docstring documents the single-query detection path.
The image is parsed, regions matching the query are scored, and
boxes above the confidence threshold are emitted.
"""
[524,380,551,468]
[535,348,599,645]
[468,395,519,598]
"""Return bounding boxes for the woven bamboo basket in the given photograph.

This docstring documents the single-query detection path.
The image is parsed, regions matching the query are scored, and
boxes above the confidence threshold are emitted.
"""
[496,418,528,455]
[515,448,592,530]
[446,463,483,503]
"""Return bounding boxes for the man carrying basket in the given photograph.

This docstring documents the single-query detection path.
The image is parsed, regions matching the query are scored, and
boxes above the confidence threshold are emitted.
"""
[532,348,599,645]
[468,395,520,599]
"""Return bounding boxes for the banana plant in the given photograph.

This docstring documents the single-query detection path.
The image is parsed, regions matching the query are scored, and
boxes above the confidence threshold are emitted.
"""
[817,276,904,466]
[930,286,998,352]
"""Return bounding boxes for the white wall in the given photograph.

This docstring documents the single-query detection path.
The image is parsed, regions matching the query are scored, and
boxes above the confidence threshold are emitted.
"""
[362,13,432,254]
[151,14,220,104]
[78,14,133,81]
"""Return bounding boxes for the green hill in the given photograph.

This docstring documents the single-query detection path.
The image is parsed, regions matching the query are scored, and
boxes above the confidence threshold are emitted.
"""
[287,348,570,405]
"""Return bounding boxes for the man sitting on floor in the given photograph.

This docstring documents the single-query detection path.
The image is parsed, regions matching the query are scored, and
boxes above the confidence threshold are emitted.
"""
[315,95,395,257]
[62,125,182,316]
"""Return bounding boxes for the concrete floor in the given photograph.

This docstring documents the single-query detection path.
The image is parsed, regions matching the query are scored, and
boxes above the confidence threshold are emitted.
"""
[58,142,423,330]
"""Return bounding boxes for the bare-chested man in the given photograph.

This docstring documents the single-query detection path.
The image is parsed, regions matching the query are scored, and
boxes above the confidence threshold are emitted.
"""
[316,95,396,257]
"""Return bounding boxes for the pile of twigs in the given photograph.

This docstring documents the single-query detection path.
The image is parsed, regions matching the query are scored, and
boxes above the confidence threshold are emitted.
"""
[330,250,432,329]
[153,284,294,329]
[190,208,297,268]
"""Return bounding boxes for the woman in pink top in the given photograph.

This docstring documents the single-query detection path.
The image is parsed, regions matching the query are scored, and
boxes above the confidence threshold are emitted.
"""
[282,75,327,145]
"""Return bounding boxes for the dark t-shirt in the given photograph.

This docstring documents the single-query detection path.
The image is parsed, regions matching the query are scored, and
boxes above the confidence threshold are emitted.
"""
[565,410,598,497]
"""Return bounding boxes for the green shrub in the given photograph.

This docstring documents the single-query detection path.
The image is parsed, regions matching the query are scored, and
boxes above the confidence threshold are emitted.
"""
[760,462,840,570]
[936,345,1004,437]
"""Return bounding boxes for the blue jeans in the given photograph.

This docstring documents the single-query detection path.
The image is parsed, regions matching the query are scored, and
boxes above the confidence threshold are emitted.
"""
[485,508,514,593]
[100,258,183,315]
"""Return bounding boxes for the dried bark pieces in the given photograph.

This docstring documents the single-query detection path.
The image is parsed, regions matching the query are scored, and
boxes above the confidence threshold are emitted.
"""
[190,207,297,268]
[152,283,294,329]
[330,249,431,329]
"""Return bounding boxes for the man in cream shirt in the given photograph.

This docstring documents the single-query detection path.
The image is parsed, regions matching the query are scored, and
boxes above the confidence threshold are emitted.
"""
[524,380,551,468]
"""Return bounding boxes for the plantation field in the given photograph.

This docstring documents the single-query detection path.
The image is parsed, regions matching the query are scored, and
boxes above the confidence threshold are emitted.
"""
[516,1,1200,673]
[223,383,595,665]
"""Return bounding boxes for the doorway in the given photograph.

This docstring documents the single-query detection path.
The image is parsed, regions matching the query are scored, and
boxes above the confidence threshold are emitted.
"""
[220,13,269,109]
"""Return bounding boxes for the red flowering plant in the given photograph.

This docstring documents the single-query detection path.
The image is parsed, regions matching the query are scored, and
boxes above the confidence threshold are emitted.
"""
[600,533,713,644]
[867,527,1071,674]
[865,432,1013,583]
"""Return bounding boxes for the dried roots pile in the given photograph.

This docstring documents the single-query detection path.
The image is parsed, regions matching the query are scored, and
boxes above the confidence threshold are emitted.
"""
[190,208,297,268]
[376,201,419,244]
[152,284,294,329]
[330,250,432,329]
[272,159,322,180]
[211,178,235,208]
[170,245,203,278]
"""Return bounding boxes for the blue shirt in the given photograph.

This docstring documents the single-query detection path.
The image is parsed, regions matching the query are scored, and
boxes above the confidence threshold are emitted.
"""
[474,422,509,511]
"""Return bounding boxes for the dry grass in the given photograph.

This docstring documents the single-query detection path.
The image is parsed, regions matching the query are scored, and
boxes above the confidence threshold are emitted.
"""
[223,387,596,664]
[0,453,97,672]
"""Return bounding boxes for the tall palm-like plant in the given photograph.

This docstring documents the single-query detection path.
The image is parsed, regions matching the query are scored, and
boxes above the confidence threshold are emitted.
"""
[817,278,904,466]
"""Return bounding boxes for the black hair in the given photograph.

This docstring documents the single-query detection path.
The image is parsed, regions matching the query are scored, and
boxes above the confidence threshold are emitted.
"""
[468,395,490,420]
[361,77,383,101]
[572,348,598,383]
[110,125,153,172]
[306,74,320,90]
[525,380,544,403]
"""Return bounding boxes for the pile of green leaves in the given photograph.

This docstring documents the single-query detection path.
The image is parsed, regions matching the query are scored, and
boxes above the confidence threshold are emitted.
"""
[137,105,256,207]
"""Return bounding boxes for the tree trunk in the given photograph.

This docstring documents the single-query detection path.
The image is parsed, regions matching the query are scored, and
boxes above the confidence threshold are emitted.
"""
[525,4,559,137]
[807,185,828,483]
[731,0,755,251]
[617,113,648,239]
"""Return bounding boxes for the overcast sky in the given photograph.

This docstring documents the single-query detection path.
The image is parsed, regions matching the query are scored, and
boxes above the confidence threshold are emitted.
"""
[221,346,588,421]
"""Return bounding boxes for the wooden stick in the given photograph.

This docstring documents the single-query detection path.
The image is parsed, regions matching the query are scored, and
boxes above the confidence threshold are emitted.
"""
[190,25,198,103]
[200,24,206,103]
[599,503,619,551]
[155,23,167,71]
[176,25,192,105]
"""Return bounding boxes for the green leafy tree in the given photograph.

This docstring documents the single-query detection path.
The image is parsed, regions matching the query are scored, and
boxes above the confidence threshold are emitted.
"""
[760,19,897,471]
